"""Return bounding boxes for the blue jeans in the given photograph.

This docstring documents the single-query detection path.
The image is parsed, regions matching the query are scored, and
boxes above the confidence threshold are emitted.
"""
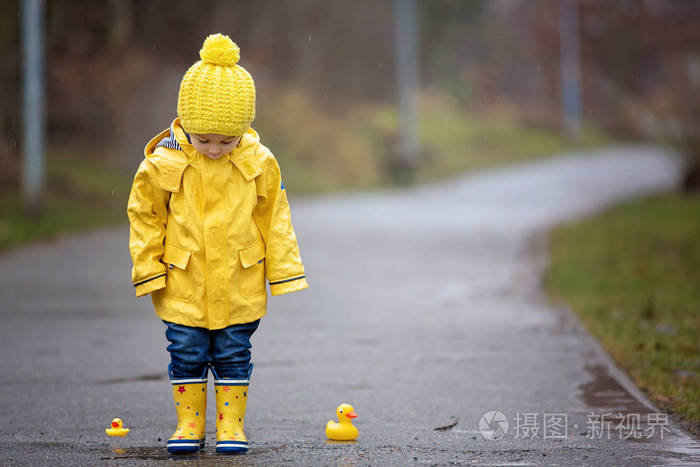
[163,319,260,380]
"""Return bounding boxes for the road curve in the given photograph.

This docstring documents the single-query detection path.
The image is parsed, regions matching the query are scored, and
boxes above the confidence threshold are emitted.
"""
[0,145,697,465]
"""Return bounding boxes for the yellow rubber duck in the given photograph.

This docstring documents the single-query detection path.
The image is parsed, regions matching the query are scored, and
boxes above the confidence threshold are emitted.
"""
[105,418,130,437]
[325,403,358,441]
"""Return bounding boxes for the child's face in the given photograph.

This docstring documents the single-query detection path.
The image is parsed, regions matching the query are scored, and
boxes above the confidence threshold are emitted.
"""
[190,133,242,159]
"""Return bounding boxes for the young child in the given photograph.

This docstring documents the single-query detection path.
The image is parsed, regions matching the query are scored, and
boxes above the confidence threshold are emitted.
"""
[127,33,307,454]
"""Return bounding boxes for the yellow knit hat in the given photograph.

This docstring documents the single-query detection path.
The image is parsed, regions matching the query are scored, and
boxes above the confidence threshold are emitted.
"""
[177,34,256,136]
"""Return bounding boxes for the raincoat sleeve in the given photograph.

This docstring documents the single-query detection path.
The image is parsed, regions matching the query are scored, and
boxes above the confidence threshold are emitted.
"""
[253,155,308,296]
[127,160,170,297]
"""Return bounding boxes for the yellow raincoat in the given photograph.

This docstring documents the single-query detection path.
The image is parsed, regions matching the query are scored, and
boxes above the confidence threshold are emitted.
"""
[127,118,307,329]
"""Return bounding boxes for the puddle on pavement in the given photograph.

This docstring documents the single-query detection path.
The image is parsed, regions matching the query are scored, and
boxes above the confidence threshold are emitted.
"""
[578,364,651,415]
[102,445,278,461]
[576,366,700,464]
[325,440,358,445]
[94,373,166,385]
[577,364,671,445]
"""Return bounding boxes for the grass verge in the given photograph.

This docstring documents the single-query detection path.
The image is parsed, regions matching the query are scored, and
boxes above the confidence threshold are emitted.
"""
[0,153,131,251]
[544,191,700,437]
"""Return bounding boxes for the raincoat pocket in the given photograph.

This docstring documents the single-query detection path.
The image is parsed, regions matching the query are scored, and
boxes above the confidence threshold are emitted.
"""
[238,238,266,299]
[162,242,195,302]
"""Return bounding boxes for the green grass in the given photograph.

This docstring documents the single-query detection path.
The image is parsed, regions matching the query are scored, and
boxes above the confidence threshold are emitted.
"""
[545,192,700,435]
[0,152,131,250]
[348,93,607,184]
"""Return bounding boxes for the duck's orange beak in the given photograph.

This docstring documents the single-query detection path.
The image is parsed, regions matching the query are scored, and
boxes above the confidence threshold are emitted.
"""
[112,421,119,428]
[346,412,358,419]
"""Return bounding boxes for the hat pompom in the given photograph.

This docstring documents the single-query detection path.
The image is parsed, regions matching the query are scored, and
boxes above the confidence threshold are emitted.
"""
[199,33,240,66]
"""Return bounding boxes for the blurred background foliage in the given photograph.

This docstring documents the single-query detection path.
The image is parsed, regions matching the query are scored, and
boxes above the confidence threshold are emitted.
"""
[0,0,699,246]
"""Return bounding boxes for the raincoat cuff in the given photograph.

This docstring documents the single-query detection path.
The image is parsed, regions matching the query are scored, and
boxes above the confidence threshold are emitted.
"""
[134,274,166,297]
[269,276,308,296]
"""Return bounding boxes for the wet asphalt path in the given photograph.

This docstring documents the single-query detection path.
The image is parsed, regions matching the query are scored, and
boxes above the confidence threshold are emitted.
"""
[0,146,698,465]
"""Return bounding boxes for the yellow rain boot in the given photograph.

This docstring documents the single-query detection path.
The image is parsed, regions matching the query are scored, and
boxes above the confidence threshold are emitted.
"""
[167,378,207,454]
[215,379,249,453]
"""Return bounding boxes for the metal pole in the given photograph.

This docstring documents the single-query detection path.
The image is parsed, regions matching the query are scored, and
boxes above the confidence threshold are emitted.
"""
[394,0,419,180]
[560,0,582,140]
[22,0,45,215]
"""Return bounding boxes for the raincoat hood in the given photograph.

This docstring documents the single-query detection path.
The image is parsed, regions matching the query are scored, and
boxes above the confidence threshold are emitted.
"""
[143,117,263,192]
